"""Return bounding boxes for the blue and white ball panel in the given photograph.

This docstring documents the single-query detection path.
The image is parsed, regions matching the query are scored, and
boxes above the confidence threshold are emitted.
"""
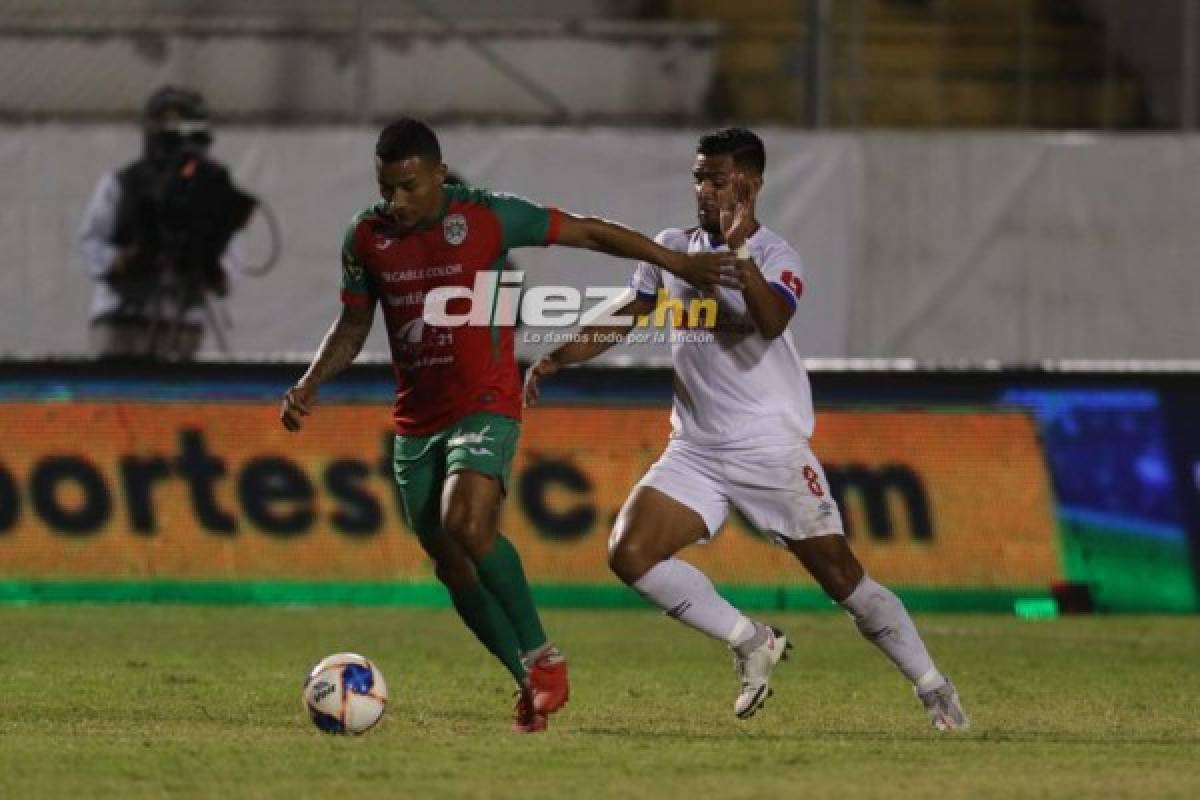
[343,690,385,734]
[308,708,346,734]
[303,652,388,735]
[342,663,374,694]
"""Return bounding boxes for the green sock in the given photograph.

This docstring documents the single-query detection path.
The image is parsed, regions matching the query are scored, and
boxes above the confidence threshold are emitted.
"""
[448,582,526,684]
[474,534,548,653]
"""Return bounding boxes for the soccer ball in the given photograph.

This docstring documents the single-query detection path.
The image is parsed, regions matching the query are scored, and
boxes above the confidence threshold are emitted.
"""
[302,652,388,734]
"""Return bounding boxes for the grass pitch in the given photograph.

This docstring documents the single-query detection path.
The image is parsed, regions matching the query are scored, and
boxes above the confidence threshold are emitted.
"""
[0,606,1197,799]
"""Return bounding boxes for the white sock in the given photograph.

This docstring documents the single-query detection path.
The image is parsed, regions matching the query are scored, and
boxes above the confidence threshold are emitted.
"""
[632,558,753,646]
[520,642,560,667]
[840,575,945,691]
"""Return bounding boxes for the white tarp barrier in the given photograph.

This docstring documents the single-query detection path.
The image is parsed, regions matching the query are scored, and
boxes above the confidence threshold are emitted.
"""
[2,125,1198,362]
[856,133,1200,359]
[0,125,858,363]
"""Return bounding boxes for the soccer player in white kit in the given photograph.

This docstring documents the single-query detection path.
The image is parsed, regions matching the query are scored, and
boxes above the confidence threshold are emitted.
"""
[525,128,968,730]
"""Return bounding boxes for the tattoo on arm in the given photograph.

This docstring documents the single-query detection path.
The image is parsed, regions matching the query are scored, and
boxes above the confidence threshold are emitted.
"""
[300,304,375,387]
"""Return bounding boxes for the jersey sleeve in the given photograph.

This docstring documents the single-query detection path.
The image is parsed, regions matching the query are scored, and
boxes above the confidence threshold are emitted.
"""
[489,192,563,251]
[339,215,376,308]
[631,228,685,301]
[757,240,805,313]
[630,261,662,301]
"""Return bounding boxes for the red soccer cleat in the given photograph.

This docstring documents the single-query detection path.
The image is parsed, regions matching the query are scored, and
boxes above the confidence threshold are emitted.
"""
[527,646,569,715]
[513,683,547,733]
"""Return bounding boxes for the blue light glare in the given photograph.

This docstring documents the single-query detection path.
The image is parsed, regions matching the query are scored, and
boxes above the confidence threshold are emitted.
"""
[999,387,1184,532]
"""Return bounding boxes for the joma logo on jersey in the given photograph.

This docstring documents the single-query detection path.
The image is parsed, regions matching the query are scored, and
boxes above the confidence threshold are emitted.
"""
[423,272,717,329]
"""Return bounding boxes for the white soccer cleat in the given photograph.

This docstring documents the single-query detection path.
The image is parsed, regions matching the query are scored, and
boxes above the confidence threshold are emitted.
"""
[916,679,970,731]
[732,626,792,719]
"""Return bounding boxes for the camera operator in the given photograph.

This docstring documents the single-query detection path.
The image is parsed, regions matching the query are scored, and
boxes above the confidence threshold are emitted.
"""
[79,86,256,360]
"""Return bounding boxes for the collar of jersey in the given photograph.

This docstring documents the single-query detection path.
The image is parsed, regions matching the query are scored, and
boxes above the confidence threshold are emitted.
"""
[414,190,451,232]
[706,224,763,250]
[374,191,452,235]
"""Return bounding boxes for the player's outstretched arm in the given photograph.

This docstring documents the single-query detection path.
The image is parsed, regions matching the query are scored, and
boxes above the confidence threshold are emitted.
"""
[554,213,740,290]
[281,303,375,431]
[524,295,655,407]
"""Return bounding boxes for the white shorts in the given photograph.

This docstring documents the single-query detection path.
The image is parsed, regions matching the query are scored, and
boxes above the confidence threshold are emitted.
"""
[636,437,845,545]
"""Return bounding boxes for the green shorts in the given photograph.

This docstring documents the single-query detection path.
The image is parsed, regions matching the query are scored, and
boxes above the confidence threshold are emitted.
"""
[392,412,520,542]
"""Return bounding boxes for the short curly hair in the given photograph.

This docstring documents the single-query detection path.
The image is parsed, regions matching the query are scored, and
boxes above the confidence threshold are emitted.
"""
[697,127,765,174]
[375,117,442,164]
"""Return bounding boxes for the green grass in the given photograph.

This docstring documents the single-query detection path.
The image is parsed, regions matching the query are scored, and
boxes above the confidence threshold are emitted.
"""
[0,608,1197,799]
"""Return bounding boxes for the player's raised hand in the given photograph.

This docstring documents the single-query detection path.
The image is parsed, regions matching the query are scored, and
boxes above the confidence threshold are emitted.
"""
[523,354,560,408]
[720,171,759,250]
[281,382,317,432]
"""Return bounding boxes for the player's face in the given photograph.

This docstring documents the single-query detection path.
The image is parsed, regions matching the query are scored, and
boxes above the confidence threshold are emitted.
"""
[693,153,736,236]
[376,156,447,232]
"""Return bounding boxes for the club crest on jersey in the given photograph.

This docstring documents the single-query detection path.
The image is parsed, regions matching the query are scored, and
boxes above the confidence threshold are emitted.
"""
[443,214,468,246]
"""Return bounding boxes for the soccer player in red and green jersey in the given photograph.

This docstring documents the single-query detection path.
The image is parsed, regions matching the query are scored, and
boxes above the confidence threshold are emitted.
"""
[280,118,734,732]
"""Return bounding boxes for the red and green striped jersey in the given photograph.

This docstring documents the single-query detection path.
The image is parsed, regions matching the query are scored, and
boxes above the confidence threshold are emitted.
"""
[341,183,562,435]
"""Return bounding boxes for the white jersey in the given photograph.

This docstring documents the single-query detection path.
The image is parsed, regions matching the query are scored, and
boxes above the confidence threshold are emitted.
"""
[631,225,814,449]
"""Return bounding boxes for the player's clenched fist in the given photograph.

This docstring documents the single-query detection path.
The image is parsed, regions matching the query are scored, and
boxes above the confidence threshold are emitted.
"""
[280,382,317,431]
[523,354,561,408]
